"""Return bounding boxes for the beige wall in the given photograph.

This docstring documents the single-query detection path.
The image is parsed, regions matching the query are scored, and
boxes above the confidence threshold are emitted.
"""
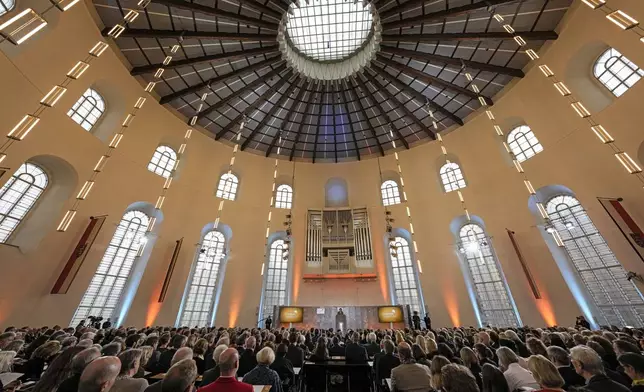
[0,0,643,328]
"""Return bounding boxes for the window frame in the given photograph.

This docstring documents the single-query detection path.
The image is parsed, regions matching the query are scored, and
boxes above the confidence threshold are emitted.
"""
[507,125,543,162]
[381,180,401,206]
[388,236,424,313]
[147,145,178,179]
[0,0,15,16]
[216,173,239,201]
[439,162,466,193]
[593,47,644,97]
[259,238,290,323]
[67,88,106,132]
[275,184,293,209]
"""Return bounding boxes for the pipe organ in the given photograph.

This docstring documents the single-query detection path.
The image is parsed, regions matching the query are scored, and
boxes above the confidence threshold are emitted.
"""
[305,208,374,274]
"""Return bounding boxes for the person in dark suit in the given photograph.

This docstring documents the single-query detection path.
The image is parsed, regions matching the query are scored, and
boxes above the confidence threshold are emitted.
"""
[198,348,252,392]
[618,352,644,391]
[271,344,295,392]
[570,346,630,392]
[58,347,101,392]
[329,336,344,357]
[363,332,380,357]
[411,311,421,331]
[286,333,304,367]
[265,317,272,331]
[237,336,257,377]
[374,340,400,389]
[345,332,368,364]
[155,334,187,374]
[547,346,586,390]
[200,345,229,387]
[390,342,431,392]
[423,314,432,331]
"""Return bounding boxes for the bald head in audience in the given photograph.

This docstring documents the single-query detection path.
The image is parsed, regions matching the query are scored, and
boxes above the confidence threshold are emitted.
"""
[171,347,193,366]
[161,358,198,392]
[219,347,241,377]
[78,356,121,392]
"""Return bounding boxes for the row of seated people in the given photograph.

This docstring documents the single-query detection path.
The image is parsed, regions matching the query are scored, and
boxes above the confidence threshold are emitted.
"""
[0,320,644,392]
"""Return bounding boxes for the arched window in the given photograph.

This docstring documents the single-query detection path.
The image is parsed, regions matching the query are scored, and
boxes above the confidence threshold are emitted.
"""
[459,223,520,327]
[381,180,401,206]
[67,88,106,131]
[507,125,543,162]
[216,173,238,201]
[178,230,226,327]
[147,146,177,179]
[440,162,466,192]
[547,195,644,326]
[389,236,423,312]
[275,184,293,209]
[259,239,289,322]
[593,48,644,97]
[70,210,149,326]
[0,0,15,16]
[0,163,48,243]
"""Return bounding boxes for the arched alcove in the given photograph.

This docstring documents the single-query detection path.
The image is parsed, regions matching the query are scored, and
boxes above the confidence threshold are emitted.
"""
[82,78,128,143]
[382,227,425,313]
[325,177,349,207]
[258,231,294,324]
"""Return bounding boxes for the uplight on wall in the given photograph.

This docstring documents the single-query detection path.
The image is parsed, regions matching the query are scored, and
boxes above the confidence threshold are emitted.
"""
[0,9,47,45]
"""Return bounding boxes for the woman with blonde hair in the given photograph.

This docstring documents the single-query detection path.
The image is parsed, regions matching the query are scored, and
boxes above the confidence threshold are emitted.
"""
[415,335,427,353]
[394,331,405,345]
[0,351,16,373]
[430,355,451,391]
[460,346,483,389]
[425,338,438,359]
[527,354,565,391]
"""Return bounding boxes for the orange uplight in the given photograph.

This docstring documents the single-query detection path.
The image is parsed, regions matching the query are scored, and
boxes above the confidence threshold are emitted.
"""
[443,286,461,327]
[146,284,164,326]
[534,284,557,327]
[374,244,389,302]
[293,253,302,302]
[228,300,240,327]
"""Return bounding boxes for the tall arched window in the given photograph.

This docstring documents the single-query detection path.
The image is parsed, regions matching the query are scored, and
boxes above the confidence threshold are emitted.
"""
[547,195,644,326]
[216,173,238,200]
[275,184,293,209]
[147,146,177,179]
[0,0,15,16]
[67,88,106,131]
[0,163,48,243]
[440,162,466,192]
[259,239,289,322]
[459,223,520,327]
[70,210,149,326]
[507,125,543,162]
[594,48,644,97]
[389,236,423,312]
[381,180,401,206]
[178,230,226,327]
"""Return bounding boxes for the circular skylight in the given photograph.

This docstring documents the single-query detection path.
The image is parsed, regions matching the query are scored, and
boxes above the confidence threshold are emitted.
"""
[286,0,373,62]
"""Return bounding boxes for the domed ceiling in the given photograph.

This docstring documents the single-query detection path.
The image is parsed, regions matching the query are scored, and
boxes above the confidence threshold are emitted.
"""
[95,0,571,162]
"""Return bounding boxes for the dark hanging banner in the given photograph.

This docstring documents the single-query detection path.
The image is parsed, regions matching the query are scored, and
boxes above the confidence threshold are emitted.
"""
[51,215,107,294]
[506,229,541,299]
[598,197,644,263]
[159,238,183,303]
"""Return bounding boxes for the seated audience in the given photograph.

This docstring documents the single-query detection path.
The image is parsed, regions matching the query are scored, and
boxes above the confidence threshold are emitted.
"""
[364,333,380,357]
[461,346,483,390]
[374,339,400,385]
[242,347,282,392]
[481,363,510,392]
[136,346,154,378]
[270,344,294,392]
[570,345,630,392]
[193,339,209,375]
[411,344,431,369]
[441,363,480,392]
[346,332,368,364]
[201,344,229,387]
[198,348,252,392]
[618,352,644,391]
[309,337,329,362]
[160,359,198,392]
[546,345,585,390]
[24,340,61,380]
[527,354,566,392]
[496,346,540,391]
[78,356,121,392]
[391,342,432,392]
[0,351,16,373]
[429,355,450,392]
[237,336,257,377]
[156,335,188,374]
[111,349,148,392]
[286,333,304,367]
[32,346,84,392]
[58,347,101,392]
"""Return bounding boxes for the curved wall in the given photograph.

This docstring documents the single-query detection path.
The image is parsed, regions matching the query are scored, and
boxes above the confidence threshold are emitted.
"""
[0,0,643,328]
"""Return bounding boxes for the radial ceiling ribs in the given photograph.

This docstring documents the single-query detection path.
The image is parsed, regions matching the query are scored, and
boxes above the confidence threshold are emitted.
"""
[131,46,279,76]
[241,75,302,150]
[226,0,283,19]
[352,74,410,150]
[214,69,295,140]
[149,0,278,29]
[265,78,309,157]
[376,54,493,105]
[311,82,327,163]
[104,28,277,41]
[380,46,524,78]
[199,63,288,121]
[380,31,559,43]
[381,0,519,30]
[363,71,434,140]
[333,80,360,161]
[289,80,318,161]
[368,65,463,126]
[159,56,283,104]
[344,78,385,156]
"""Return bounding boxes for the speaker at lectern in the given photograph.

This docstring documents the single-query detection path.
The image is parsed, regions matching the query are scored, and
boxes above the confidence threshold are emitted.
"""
[335,308,347,333]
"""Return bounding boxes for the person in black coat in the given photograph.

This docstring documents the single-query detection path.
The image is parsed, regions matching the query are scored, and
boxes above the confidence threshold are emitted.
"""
[363,333,380,357]
[285,334,304,368]
[271,344,295,392]
[345,333,368,364]
[237,336,258,377]
[547,346,587,390]
[328,336,344,357]
[570,345,630,392]
[411,311,421,331]
[374,340,400,389]
[155,334,187,373]
[618,352,644,392]
[423,314,432,331]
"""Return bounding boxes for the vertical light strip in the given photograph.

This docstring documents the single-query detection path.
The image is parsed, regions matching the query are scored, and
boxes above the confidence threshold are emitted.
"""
[488,10,644,189]
[56,36,185,232]
[2,0,160,160]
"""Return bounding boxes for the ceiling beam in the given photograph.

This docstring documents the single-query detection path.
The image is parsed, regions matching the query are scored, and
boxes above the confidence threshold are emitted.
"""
[289,81,318,161]
[149,0,278,29]
[376,54,493,104]
[131,45,279,75]
[241,75,301,150]
[382,0,519,29]
[380,46,524,78]
[225,0,282,19]
[103,28,277,41]
[312,82,327,163]
[368,65,463,126]
[381,31,559,43]
[363,71,435,140]
[160,56,282,104]
[353,74,410,150]
[214,69,294,140]
[199,64,288,120]
[335,80,360,161]
[344,79,384,156]
[266,79,309,157]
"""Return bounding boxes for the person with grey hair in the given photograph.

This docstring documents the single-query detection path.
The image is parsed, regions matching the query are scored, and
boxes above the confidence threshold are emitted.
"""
[546,345,585,390]
[441,363,479,392]
[111,349,148,392]
[201,345,228,387]
[198,348,252,392]
[237,336,257,377]
[161,359,198,392]
[78,356,121,392]
[242,347,282,392]
[496,346,539,391]
[157,334,188,374]
[364,332,379,357]
[570,345,630,392]
[144,348,195,392]
[390,342,431,392]
[58,347,101,392]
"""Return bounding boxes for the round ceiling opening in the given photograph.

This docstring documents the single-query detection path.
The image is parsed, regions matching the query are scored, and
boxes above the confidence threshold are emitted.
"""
[286,0,373,62]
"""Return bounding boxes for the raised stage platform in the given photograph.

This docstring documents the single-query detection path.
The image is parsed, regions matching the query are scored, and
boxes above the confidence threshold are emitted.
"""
[277,306,407,330]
